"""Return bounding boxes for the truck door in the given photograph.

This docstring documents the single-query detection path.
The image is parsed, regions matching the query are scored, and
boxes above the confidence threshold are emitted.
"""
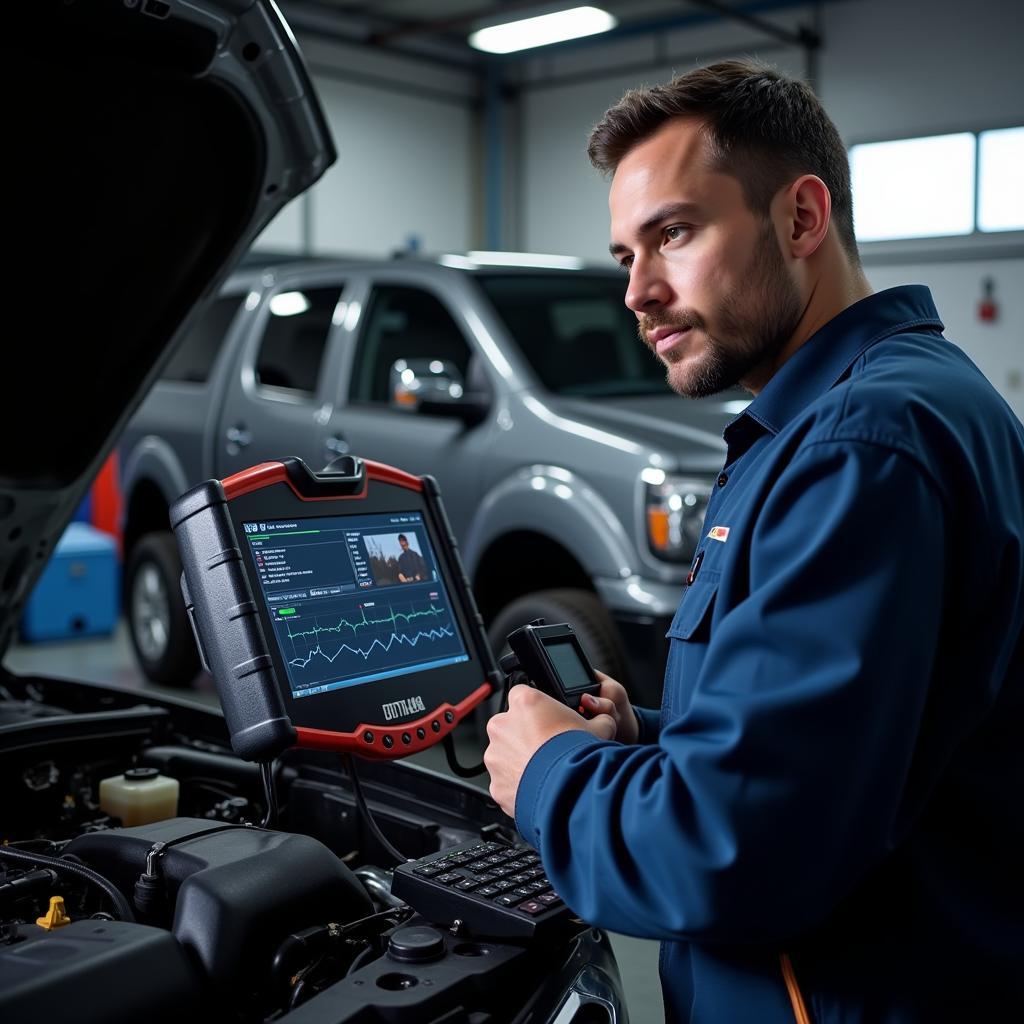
[215,281,348,479]
[330,282,493,545]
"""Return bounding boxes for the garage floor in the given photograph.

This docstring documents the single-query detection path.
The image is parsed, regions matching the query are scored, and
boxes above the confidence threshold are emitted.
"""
[5,621,663,1021]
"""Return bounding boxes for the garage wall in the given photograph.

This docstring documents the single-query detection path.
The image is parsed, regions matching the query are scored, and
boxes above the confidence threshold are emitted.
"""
[512,0,1024,415]
[516,0,1023,256]
[253,34,480,258]
[515,7,810,260]
[865,259,1024,422]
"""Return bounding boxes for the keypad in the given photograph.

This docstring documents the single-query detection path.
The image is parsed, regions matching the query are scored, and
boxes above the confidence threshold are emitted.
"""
[392,837,567,938]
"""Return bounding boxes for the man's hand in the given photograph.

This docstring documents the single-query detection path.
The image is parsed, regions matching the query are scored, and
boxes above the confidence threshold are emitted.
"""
[484,684,615,817]
[579,671,641,745]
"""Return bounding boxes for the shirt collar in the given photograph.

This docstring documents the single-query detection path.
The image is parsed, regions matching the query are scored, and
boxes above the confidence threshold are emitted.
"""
[726,285,944,447]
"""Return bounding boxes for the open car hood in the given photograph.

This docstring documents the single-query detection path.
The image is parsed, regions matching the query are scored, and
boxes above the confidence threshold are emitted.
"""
[0,1,335,658]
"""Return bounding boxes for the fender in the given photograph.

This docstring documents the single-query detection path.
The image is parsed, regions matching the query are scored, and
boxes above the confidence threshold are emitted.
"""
[120,435,192,513]
[461,464,635,583]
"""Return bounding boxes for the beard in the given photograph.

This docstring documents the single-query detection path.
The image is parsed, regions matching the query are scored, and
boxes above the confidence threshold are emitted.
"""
[639,222,803,398]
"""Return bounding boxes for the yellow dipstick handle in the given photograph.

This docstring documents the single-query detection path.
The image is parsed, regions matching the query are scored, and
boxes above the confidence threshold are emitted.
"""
[36,895,71,931]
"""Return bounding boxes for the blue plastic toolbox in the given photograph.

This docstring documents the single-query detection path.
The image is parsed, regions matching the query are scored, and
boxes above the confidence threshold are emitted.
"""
[21,523,120,642]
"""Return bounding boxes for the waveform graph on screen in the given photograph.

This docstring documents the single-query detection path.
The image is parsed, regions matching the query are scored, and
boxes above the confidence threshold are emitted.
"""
[275,591,468,696]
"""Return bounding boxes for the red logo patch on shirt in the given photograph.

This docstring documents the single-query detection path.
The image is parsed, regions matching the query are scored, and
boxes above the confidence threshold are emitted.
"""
[707,526,730,543]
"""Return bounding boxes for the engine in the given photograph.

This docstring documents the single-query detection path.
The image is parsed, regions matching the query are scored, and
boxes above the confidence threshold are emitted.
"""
[0,734,594,1024]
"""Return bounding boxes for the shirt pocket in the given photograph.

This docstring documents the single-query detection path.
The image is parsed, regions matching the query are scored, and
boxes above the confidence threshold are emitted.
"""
[662,575,719,724]
[666,573,719,642]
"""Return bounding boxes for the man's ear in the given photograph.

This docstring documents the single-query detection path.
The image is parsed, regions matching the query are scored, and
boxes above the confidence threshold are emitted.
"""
[781,174,831,259]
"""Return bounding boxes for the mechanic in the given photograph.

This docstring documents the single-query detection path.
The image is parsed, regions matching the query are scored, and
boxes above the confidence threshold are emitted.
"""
[483,60,1024,1022]
[396,533,428,583]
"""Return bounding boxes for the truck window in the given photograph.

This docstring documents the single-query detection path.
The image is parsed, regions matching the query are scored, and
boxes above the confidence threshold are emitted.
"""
[161,293,244,384]
[477,273,671,397]
[255,285,343,396]
[351,286,472,404]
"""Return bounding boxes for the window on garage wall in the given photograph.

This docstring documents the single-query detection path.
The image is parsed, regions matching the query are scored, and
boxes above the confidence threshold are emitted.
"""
[850,126,1023,242]
[977,127,1024,233]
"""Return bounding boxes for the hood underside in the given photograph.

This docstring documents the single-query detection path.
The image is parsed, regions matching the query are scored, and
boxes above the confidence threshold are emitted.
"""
[0,1,335,656]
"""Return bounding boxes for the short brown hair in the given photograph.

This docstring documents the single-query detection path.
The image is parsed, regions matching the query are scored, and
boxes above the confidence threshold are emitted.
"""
[588,59,859,263]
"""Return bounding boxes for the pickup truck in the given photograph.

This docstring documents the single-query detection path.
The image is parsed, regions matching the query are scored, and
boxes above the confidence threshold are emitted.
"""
[119,254,742,706]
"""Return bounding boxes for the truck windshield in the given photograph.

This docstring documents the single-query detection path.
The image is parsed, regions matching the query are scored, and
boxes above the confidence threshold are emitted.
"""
[476,273,672,397]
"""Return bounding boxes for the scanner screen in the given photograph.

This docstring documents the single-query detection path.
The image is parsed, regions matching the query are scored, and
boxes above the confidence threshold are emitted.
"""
[544,638,592,691]
[241,510,469,700]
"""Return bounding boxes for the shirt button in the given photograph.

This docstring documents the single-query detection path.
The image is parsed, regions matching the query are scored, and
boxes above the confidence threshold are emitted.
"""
[717,473,729,487]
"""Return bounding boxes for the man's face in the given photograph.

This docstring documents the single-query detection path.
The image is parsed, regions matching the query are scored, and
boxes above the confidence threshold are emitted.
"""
[399,537,409,551]
[609,118,803,397]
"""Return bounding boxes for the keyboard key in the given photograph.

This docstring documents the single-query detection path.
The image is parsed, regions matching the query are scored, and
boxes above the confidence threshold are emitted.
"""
[435,873,463,885]
[538,892,562,906]
[525,881,548,894]
[509,873,532,884]
[473,872,496,884]
[512,886,535,897]
[476,885,500,897]
[495,895,520,907]
[525,867,546,879]
[491,880,514,892]
[455,879,480,891]
[413,865,444,877]
[517,899,545,915]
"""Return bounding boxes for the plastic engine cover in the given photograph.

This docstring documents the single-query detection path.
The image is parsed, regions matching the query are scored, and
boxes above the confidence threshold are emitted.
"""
[0,920,202,1024]
[66,818,373,989]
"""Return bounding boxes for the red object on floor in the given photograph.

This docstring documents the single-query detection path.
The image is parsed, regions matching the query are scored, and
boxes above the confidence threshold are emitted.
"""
[91,452,123,556]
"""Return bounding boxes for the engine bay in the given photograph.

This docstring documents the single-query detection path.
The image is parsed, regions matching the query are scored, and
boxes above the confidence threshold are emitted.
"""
[0,680,619,1023]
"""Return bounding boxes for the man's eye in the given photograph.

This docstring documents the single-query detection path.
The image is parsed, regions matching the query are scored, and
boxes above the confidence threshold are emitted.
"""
[664,224,689,243]
[618,256,634,273]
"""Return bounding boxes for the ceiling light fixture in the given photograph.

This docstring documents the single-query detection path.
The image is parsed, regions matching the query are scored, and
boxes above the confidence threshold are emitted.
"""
[469,6,617,54]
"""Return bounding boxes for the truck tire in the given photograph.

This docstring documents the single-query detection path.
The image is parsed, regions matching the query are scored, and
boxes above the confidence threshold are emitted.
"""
[126,532,200,688]
[478,589,628,735]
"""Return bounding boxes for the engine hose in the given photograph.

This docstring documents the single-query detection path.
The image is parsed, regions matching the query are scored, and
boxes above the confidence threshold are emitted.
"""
[442,733,487,778]
[341,756,412,865]
[0,845,135,923]
[345,944,379,976]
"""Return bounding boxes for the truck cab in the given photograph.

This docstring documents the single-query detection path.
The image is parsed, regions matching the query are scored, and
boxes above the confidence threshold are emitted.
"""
[120,254,743,706]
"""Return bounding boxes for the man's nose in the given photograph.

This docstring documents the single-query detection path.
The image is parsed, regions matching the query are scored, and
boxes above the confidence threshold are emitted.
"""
[624,258,672,313]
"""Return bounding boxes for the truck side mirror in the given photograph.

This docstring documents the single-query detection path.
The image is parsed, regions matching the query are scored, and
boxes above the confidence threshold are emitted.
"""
[388,358,489,425]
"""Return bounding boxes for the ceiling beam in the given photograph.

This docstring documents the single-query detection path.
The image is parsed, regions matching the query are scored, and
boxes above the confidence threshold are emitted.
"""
[685,0,821,49]
[368,1,551,45]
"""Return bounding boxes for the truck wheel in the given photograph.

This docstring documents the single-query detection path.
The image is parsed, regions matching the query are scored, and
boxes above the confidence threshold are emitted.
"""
[479,589,628,733]
[126,532,200,688]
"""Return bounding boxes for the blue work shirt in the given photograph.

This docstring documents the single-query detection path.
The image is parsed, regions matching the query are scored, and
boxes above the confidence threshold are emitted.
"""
[515,286,1024,1023]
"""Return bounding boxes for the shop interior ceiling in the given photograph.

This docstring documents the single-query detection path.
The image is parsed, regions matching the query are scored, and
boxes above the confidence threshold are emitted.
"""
[277,0,828,71]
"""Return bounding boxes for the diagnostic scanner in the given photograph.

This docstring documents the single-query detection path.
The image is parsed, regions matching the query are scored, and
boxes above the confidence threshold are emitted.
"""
[500,618,602,711]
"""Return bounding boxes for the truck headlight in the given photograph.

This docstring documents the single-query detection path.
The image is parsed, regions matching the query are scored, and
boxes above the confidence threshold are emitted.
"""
[643,472,712,563]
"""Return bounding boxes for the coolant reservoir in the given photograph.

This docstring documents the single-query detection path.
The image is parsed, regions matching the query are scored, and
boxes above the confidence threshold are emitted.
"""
[99,767,179,826]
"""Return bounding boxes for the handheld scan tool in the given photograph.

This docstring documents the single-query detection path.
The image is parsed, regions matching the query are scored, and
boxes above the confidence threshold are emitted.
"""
[500,619,601,711]
[170,457,500,763]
